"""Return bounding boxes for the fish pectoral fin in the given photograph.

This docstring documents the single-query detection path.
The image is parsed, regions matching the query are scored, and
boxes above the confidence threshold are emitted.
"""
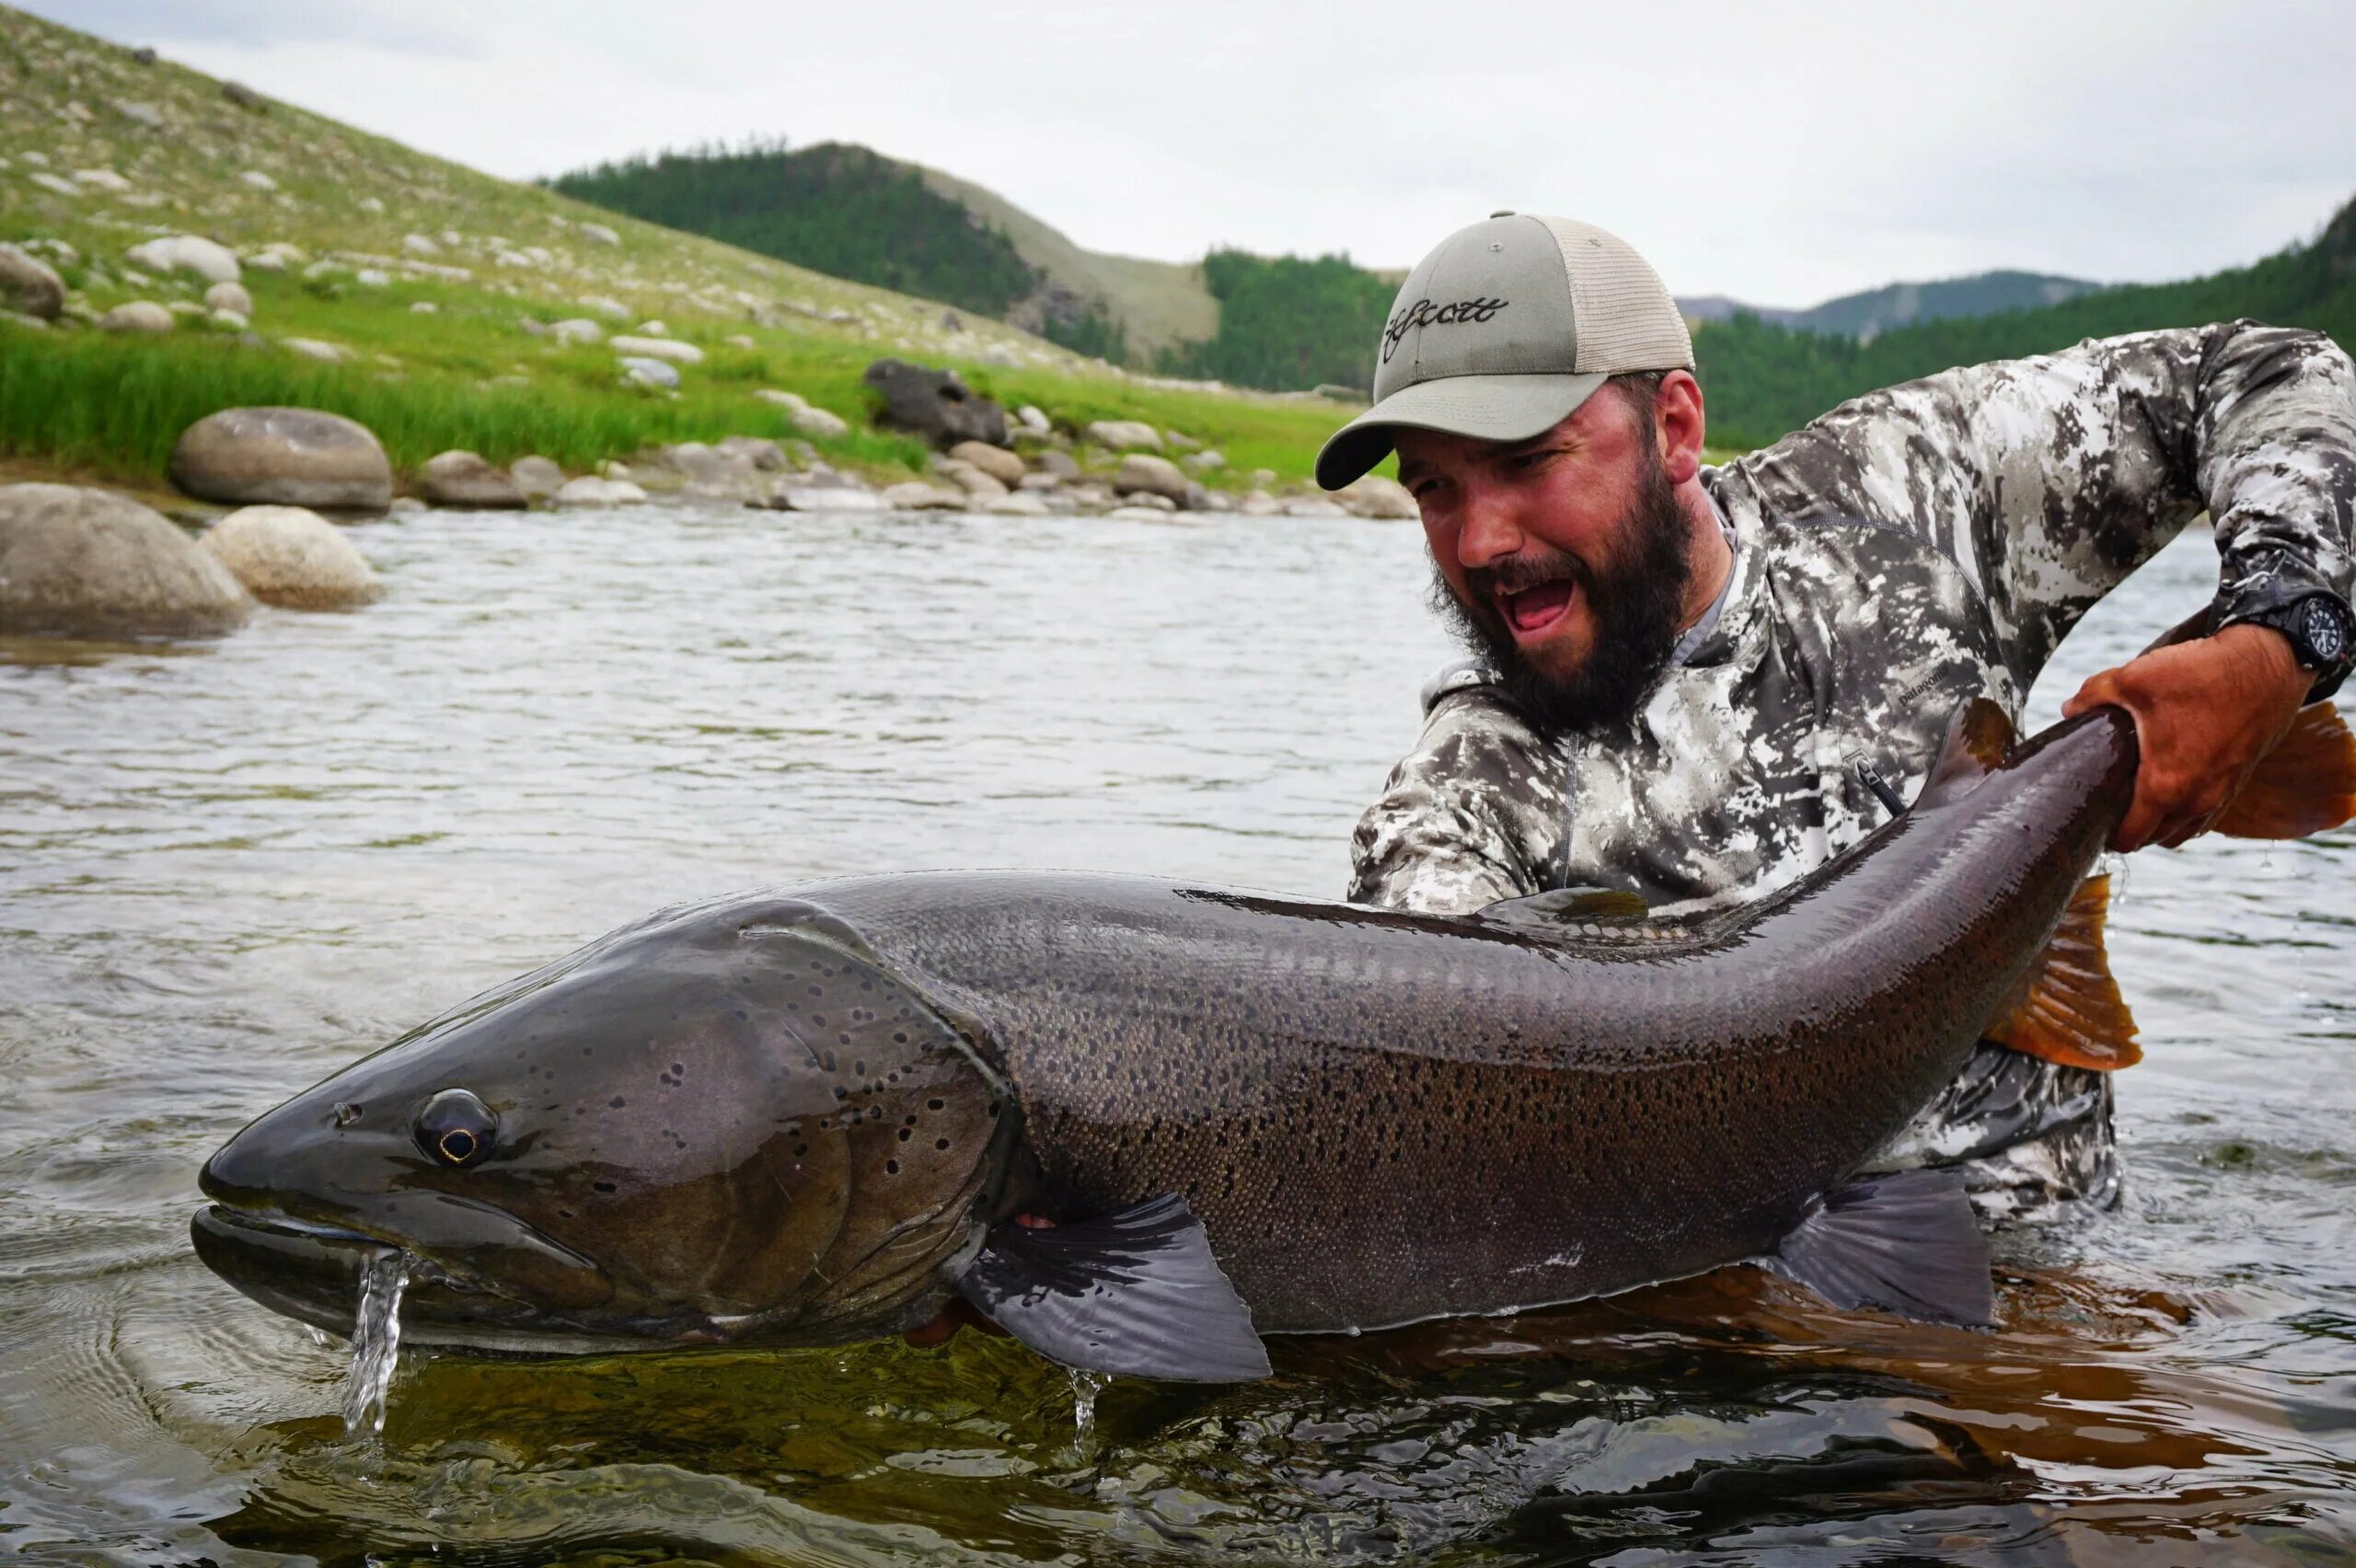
[2211,700,2356,839]
[954,1193,1272,1383]
[1475,884,1652,928]
[1917,698,2017,805]
[1764,1168,1993,1327]
[1988,873,2141,1070]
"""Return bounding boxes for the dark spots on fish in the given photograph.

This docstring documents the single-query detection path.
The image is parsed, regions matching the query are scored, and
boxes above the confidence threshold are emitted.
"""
[593,1180,616,1194]
[928,1098,945,1112]
[821,1050,836,1071]
[795,1144,809,1157]
[934,1138,950,1150]
[885,1159,900,1175]
[898,1127,912,1142]
[734,1009,749,1022]
[672,1062,684,1076]
[894,1032,909,1044]
[854,1059,866,1077]
[609,1096,626,1109]
[833,1086,848,1101]
[558,1208,574,1219]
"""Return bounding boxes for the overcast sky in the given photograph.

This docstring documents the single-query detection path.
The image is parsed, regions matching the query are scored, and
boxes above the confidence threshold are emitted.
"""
[29,0,2356,306]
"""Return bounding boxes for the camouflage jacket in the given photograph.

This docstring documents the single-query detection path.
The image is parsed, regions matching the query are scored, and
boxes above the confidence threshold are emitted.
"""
[1348,323,2356,1219]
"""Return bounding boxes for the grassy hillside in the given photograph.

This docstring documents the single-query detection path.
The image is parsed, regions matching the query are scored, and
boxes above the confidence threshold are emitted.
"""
[1693,195,2356,449]
[1679,270,2103,337]
[0,6,1358,492]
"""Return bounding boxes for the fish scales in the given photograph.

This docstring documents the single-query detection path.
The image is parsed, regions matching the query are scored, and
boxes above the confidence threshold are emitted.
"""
[801,709,2131,1332]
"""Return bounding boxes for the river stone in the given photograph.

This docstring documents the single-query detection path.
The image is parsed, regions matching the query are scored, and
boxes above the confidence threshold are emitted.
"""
[948,441,1026,489]
[1033,449,1081,480]
[1085,420,1161,451]
[0,243,64,319]
[713,436,787,472]
[879,481,964,511]
[0,483,251,638]
[418,450,525,509]
[201,281,254,318]
[170,408,394,510]
[509,455,564,499]
[1016,404,1051,436]
[935,460,1008,502]
[608,334,702,364]
[1114,454,1191,504]
[985,491,1050,517]
[98,300,174,333]
[1335,474,1419,520]
[123,235,240,285]
[201,505,383,608]
[551,476,646,507]
[862,359,1008,449]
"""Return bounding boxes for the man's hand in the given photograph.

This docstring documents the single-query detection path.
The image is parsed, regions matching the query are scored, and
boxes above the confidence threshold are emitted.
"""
[2062,623,2313,850]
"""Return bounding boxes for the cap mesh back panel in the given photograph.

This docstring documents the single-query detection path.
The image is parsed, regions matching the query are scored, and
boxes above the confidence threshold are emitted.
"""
[1536,216,1694,374]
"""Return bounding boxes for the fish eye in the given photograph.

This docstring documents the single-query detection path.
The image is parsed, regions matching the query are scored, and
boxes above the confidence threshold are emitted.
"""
[417,1089,497,1168]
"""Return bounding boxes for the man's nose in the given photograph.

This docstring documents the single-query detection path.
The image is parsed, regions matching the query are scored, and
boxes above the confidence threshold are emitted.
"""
[1452,481,1524,571]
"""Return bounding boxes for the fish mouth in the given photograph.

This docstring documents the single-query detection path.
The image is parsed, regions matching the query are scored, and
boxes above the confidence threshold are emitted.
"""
[190,1204,658,1355]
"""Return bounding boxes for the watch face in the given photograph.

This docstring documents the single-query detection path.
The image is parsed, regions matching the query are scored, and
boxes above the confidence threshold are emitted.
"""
[2302,597,2350,664]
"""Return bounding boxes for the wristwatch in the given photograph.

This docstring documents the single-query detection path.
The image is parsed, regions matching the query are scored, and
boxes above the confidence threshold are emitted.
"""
[2235,590,2356,702]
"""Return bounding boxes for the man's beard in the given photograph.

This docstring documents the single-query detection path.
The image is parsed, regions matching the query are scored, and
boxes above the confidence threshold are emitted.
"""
[1426,454,1695,736]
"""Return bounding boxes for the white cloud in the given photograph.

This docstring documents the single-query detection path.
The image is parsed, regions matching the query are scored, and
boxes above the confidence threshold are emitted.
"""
[25,0,2354,306]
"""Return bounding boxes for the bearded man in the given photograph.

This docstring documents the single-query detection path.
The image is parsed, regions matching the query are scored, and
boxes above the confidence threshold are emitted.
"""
[1319,214,2356,1220]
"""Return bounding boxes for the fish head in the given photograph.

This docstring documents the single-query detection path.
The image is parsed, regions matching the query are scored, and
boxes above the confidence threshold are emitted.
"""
[192,893,1012,1354]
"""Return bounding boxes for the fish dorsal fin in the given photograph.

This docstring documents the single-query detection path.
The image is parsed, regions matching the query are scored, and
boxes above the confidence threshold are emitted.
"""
[955,1194,1271,1382]
[1475,884,1652,929]
[1919,698,2016,803]
[1767,1168,1993,1326]
[1987,874,2141,1070]
[2211,701,2356,839]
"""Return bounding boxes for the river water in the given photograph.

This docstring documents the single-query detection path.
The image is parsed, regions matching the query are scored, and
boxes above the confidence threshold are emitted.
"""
[3,501,2351,1565]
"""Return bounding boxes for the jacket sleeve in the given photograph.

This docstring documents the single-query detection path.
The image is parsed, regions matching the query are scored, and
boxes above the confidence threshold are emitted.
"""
[1346,672,1565,916]
[1718,322,2356,691]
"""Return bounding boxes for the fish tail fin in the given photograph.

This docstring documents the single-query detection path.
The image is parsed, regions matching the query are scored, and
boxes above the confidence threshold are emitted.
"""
[2210,701,2356,840]
[1916,698,2018,807]
[1988,873,2141,1071]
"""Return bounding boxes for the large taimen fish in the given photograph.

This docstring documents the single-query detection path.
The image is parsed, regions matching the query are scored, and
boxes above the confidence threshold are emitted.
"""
[192,701,2356,1380]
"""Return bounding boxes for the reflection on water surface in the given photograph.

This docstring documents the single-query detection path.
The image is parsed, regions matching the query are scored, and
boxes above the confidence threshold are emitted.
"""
[2,504,2351,1563]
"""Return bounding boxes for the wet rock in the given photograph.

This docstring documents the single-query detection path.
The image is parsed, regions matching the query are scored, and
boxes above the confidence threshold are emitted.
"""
[1084,420,1161,451]
[551,476,647,507]
[1114,454,1191,505]
[0,483,251,638]
[879,481,965,511]
[200,505,383,608]
[862,359,1008,449]
[124,234,240,284]
[0,244,66,319]
[618,357,680,390]
[98,301,174,333]
[1335,475,1418,520]
[935,460,1008,502]
[170,407,394,510]
[508,455,564,499]
[204,281,253,317]
[417,451,525,509]
[948,441,1026,489]
[760,482,888,513]
[609,334,701,364]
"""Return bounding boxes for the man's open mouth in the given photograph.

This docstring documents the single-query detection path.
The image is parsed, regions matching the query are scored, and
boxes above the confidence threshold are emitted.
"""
[1501,579,1576,638]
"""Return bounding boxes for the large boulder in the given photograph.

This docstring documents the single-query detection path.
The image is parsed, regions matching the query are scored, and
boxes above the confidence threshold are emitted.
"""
[862,359,1008,449]
[1114,454,1192,504]
[123,234,240,285]
[948,440,1025,489]
[169,408,393,510]
[0,483,251,638]
[200,505,383,608]
[1335,474,1418,520]
[98,301,174,333]
[417,450,525,509]
[0,243,65,320]
[508,455,565,499]
[1085,420,1161,451]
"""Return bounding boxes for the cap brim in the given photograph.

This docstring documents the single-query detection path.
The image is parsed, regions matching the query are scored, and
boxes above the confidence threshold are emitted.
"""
[1313,371,1610,490]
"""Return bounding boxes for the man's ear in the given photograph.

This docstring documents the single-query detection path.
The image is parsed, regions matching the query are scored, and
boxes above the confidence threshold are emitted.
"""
[1654,370,1706,485]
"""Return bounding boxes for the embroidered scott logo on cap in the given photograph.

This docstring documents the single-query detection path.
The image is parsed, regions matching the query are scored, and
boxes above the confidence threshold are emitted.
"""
[1381,296,1509,363]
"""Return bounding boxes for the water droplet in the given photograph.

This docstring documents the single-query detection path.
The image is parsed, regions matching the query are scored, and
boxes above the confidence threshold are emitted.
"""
[341,1250,408,1442]
[1068,1366,1110,1456]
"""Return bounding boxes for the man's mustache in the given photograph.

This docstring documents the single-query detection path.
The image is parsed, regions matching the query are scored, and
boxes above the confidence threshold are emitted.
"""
[1463,546,1591,605]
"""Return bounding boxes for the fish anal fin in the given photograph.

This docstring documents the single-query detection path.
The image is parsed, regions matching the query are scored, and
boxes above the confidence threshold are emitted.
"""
[1477,884,1651,928]
[1989,873,2142,1070]
[955,1193,1271,1382]
[2212,701,2356,840]
[1766,1168,1993,1327]
[1920,698,2017,802]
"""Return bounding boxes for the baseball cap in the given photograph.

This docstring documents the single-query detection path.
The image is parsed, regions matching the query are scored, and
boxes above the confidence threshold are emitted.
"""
[1315,213,1694,490]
